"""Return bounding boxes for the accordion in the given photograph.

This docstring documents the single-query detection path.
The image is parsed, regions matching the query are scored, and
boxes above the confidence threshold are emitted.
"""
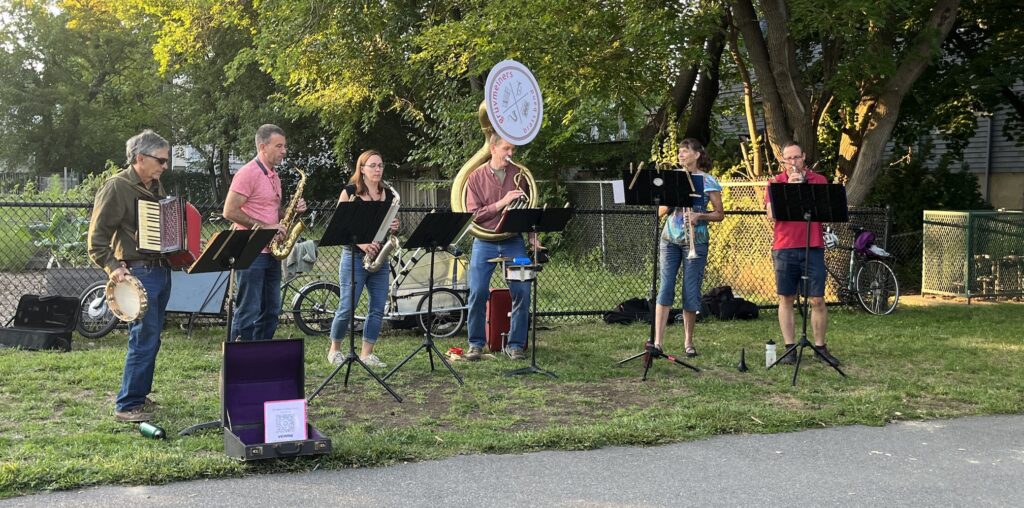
[136,197,201,269]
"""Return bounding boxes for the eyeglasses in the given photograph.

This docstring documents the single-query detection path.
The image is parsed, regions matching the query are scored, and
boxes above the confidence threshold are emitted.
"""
[141,153,170,166]
[362,163,385,169]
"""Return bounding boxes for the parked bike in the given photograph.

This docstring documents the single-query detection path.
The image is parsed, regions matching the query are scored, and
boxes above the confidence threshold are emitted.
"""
[823,226,900,315]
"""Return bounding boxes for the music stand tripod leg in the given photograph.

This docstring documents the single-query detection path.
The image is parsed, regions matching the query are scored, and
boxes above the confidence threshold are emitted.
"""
[381,245,463,386]
[309,244,402,403]
[506,230,557,379]
[617,204,700,378]
[766,215,847,385]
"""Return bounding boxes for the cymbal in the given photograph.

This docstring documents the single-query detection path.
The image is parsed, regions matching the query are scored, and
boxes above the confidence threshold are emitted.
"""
[487,256,515,263]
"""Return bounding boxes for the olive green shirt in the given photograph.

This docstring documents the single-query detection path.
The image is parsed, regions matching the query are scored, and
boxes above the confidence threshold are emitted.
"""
[87,167,166,275]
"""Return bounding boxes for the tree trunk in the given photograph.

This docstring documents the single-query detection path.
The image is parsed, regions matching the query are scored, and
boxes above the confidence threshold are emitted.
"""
[218,146,231,202]
[684,20,727,146]
[727,22,762,176]
[639,63,699,147]
[729,0,791,161]
[843,0,961,205]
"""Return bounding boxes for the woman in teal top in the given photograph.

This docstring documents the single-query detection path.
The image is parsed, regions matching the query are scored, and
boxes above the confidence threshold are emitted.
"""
[654,138,724,357]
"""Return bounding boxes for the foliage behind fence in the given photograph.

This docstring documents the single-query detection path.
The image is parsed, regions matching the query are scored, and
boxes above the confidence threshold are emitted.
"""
[0,188,913,325]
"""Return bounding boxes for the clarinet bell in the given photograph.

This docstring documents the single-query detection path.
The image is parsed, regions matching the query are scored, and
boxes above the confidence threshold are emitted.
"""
[737,347,749,372]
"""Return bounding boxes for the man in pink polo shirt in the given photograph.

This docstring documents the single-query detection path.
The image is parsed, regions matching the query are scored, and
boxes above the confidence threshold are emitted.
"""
[222,124,305,341]
[765,141,840,366]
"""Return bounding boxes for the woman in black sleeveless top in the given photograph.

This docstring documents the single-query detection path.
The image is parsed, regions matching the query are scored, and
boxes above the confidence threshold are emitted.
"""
[327,149,398,369]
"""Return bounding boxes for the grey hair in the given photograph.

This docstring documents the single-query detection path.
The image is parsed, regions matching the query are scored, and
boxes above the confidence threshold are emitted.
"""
[126,129,169,166]
[255,124,286,147]
[488,132,510,147]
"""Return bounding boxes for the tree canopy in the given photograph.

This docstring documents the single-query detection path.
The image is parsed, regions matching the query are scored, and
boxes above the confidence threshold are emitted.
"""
[0,0,1019,208]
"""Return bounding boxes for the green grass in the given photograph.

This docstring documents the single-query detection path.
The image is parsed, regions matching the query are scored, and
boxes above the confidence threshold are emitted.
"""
[1,299,1022,498]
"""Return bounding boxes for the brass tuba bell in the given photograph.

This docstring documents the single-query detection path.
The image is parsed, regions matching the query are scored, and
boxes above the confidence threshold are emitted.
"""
[450,101,538,241]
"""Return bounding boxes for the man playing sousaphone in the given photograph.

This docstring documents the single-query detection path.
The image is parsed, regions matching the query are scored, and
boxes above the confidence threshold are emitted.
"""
[87,129,173,423]
[463,133,543,361]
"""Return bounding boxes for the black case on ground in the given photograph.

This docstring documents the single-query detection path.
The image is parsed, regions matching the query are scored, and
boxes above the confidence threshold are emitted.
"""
[221,339,332,461]
[0,294,79,352]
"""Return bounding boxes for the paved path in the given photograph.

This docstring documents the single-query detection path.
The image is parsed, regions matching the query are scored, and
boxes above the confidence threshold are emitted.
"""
[6,414,1022,507]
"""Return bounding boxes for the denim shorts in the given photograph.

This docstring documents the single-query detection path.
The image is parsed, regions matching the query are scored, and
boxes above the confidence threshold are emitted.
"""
[773,248,826,297]
[657,241,708,311]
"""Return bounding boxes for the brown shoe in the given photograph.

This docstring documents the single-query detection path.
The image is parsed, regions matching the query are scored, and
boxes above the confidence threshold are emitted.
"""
[142,396,160,410]
[464,345,483,361]
[115,406,153,423]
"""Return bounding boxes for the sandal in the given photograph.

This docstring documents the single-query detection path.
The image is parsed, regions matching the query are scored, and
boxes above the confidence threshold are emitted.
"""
[685,345,698,357]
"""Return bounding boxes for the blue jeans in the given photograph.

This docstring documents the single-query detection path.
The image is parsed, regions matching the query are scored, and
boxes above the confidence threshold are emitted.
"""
[330,249,389,344]
[467,236,531,350]
[116,266,171,412]
[231,253,282,341]
[657,241,709,311]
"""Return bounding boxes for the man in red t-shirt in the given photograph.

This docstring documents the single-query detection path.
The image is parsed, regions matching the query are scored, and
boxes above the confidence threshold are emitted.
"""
[764,141,840,366]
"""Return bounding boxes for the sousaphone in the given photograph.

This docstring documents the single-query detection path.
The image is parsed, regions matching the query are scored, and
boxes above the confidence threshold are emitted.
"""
[451,60,543,241]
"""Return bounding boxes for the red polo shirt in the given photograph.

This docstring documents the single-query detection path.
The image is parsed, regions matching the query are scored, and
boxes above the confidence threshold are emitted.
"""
[765,170,827,250]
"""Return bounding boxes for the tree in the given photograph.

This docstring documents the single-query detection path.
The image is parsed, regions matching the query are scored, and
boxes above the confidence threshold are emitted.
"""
[728,0,961,204]
[0,0,171,176]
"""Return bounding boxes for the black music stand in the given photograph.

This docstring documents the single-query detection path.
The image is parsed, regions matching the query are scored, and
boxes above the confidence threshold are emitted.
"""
[307,200,402,403]
[766,182,848,386]
[178,228,275,436]
[382,211,473,385]
[616,169,700,379]
[497,206,575,378]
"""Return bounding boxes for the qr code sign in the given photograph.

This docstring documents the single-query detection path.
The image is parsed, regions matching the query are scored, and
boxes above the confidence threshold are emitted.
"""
[275,413,295,437]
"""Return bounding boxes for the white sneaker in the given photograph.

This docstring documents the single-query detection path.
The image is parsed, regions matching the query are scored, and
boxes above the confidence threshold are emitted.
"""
[361,354,387,368]
[327,350,345,365]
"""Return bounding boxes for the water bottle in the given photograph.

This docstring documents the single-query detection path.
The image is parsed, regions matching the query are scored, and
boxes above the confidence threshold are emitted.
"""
[511,256,531,266]
[139,422,166,439]
[765,339,776,367]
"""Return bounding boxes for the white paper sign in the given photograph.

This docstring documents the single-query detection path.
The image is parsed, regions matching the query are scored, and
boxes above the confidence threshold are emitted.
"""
[611,180,626,204]
[263,399,308,443]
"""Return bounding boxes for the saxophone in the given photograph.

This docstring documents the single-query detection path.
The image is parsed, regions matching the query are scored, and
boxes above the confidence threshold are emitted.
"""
[269,168,307,260]
[363,181,401,273]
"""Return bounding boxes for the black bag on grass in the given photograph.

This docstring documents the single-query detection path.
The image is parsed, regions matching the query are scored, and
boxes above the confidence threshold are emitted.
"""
[701,285,759,320]
[603,298,683,325]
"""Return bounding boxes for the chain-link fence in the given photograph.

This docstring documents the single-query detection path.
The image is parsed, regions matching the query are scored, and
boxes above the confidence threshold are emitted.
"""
[923,210,1024,301]
[0,182,906,326]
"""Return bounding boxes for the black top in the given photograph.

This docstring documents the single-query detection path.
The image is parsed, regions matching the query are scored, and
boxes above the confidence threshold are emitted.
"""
[343,184,395,203]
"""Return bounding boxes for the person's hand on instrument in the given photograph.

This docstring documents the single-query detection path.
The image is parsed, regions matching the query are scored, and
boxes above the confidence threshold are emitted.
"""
[501,189,525,207]
[389,217,400,233]
[111,266,129,283]
[360,242,381,258]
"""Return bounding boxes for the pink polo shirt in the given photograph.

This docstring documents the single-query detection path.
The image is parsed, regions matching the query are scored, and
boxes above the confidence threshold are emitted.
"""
[229,158,282,252]
[466,163,527,231]
[765,170,826,250]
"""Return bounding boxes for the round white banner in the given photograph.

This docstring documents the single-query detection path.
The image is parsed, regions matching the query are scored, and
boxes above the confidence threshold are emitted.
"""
[484,60,543,145]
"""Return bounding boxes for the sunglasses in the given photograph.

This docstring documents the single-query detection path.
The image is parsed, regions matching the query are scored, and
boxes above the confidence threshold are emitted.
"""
[141,153,170,166]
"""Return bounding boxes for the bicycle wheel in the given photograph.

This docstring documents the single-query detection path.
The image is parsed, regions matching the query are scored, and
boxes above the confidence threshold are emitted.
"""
[855,259,900,315]
[77,281,119,339]
[291,281,340,335]
[416,288,467,339]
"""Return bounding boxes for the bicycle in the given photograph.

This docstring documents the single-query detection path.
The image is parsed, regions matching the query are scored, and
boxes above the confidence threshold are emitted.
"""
[342,245,469,339]
[823,226,901,315]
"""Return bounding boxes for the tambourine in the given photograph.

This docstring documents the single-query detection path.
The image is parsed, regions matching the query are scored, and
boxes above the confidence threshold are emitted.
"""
[105,275,149,322]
